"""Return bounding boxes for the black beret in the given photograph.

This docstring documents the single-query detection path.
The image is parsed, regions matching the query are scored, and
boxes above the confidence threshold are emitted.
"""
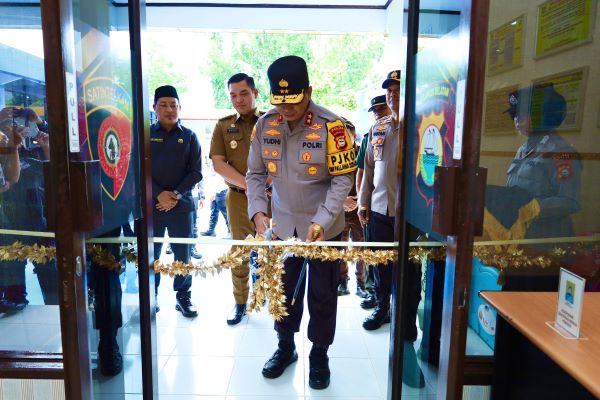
[154,85,179,104]
[368,95,387,112]
[267,55,309,105]
[382,70,401,89]
[505,83,567,131]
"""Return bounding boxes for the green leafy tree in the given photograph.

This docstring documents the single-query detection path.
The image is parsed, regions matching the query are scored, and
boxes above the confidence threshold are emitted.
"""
[205,32,384,112]
[146,37,189,96]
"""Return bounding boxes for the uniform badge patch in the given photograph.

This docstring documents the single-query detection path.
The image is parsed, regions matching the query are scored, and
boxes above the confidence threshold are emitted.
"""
[227,127,240,133]
[263,149,269,156]
[267,161,277,173]
[326,120,357,175]
[302,152,312,162]
[304,111,314,126]
[373,147,381,158]
[268,119,280,127]
[271,150,279,158]
[554,160,572,180]
[150,138,163,142]
[308,123,324,130]
[307,166,318,175]
[265,129,281,136]
[376,124,387,131]
[304,132,321,140]
[178,138,184,143]
[230,140,238,149]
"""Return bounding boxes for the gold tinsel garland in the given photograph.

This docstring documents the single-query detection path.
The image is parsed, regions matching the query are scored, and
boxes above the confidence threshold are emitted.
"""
[0,238,594,319]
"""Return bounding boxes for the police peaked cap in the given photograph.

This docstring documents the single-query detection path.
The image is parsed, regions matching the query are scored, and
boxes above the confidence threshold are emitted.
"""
[268,55,309,105]
[382,70,401,89]
[505,83,567,131]
[368,95,387,112]
[154,85,179,104]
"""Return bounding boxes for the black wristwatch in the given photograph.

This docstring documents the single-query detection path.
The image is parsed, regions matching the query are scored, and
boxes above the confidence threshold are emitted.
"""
[173,190,182,200]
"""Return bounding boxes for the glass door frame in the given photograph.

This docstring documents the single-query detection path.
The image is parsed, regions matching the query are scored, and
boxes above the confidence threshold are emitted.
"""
[33,0,158,399]
[390,1,493,399]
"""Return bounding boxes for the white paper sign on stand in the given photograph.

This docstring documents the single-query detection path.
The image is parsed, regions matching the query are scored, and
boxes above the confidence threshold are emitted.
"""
[547,268,585,339]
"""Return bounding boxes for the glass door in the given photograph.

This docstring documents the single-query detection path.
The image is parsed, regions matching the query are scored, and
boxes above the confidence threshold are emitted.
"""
[392,1,490,398]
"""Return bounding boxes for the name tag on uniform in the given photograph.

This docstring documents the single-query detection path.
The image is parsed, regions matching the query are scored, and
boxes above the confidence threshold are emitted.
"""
[150,138,163,142]
[227,127,240,133]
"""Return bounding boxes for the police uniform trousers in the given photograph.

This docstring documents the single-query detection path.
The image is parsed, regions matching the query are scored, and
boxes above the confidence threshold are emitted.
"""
[90,226,123,337]
[339,210,365,287]
[370,212,421,342]
[275,234,342,346]
[153,210,193,294]
[225,188,254,304]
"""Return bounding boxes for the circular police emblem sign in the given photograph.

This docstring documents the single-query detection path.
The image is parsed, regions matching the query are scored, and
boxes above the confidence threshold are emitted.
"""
[102,129,120,166]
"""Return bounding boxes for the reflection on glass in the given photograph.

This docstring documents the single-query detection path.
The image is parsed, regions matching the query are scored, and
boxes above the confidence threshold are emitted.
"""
[0,6,60,353]
[69,0,142,394]
[470,0,600,361]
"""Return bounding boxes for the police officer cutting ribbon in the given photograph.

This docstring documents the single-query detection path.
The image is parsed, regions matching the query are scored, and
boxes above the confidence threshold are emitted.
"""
[246,55,356,389]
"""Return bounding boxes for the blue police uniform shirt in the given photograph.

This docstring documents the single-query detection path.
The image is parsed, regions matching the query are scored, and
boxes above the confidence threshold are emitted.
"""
[150,121,203,213]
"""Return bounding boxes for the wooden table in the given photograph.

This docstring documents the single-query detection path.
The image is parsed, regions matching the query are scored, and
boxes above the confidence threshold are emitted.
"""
[480,291,600,399]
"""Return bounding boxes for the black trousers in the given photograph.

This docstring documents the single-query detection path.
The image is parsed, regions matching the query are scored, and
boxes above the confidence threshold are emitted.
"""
[369,211,421,342]
[275,234,341,346]
[90,227,123,335]
[153,210,194,295]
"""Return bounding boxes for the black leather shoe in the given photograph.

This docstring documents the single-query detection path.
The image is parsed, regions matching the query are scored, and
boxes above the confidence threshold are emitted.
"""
[175,294,198,318]
[262,347,298,378]
[360,295,377,310]
[0,298,28,314]
[98,340,123,376]
[337,280,350,296]
[362,306,390,330]
[356,284,369,298]
[403,341,425,388]
[227,304,247,325]
[309,345,330,389]
[190,247,203,259]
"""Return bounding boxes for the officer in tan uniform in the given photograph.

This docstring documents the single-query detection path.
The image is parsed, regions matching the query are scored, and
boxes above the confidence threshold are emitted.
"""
[246,55,355,390]
[209,73,264,325]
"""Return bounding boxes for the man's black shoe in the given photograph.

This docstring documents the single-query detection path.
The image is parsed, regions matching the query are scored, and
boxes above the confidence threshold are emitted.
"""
[362,306,390,330]
[308,345,330,390]
[356,284,369,298]
[227,304,247,325]
[403,341,425,388]
[200,230,216,237]
[360,295,376,310]
[191,247,203,259]
[175,294,198,318]
[98,340,123,376]
[0,298,28,314]
[262,347,298,378]
[337,280,350,296]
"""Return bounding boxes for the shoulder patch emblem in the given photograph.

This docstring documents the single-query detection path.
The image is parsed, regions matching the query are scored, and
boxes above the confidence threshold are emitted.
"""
[326,120,357,176]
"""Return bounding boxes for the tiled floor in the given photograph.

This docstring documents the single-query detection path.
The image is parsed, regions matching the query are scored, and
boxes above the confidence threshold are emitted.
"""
[0,235,493,399]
